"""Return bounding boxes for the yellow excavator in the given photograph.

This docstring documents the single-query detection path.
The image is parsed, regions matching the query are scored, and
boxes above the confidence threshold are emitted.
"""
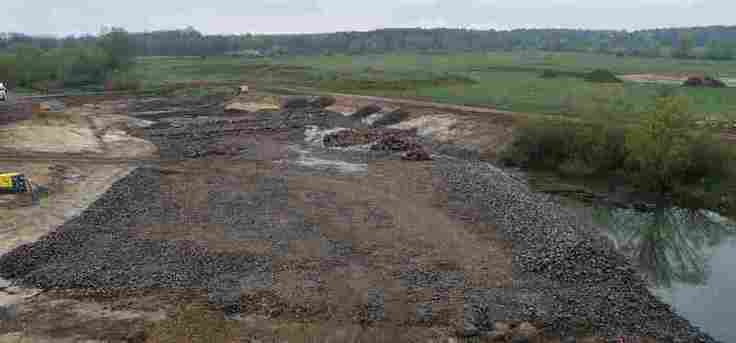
[0,173,39,207]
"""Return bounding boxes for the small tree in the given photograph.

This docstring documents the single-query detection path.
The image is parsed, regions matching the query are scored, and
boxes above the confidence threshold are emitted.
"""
[97,27,134,71]
[625,95,695,196]
[705,40,735,61]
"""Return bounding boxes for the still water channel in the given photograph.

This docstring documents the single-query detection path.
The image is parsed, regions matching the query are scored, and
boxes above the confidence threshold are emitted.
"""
[595,206,736,343]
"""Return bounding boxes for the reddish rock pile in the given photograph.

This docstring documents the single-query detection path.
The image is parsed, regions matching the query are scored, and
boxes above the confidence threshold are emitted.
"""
[370,133,421,152]
[323,128,418,148]
[322,127,432,160]
[683,76,727,88]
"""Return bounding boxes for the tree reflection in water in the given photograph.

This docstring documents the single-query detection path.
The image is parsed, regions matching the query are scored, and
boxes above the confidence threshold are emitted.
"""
[594,206,736,288]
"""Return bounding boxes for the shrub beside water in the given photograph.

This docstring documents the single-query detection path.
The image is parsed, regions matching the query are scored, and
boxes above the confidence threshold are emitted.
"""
[504,95,736,211]
[503,119,627,176]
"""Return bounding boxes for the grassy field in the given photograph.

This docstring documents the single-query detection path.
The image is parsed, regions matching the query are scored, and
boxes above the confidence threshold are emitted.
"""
[132,51,736,124]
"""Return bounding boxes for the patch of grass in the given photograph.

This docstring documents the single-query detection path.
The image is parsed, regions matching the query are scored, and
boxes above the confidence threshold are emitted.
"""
[318,75,476,93]
[143,303,240,343]
[573,318,594,337]
[271,321,322,342]
[133,51,736,122]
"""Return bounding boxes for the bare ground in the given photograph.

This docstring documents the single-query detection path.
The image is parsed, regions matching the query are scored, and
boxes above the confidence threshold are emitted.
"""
[0,89,714,343]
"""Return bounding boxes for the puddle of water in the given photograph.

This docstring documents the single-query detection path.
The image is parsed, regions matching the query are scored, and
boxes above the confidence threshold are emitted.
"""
[595,206,736,343]
[362,113,385,126]
[304,126,351,147]
[288,146,367,174]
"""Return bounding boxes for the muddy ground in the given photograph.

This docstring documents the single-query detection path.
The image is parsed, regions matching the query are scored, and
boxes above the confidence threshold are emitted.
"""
[0,90,720,343]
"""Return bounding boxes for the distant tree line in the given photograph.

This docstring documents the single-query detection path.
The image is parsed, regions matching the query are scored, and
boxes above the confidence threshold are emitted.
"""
[0,27,136,90]
[2,25,736,60]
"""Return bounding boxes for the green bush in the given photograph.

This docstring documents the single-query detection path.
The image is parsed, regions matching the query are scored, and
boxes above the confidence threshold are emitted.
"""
[504,119,627,176]
[539,69,558,78]
[584,69,622,83]
[503,119,580,170]
[505,95,736,212]
[2,29,134,90]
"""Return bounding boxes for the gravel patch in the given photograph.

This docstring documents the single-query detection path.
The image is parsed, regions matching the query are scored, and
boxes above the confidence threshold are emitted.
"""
[430,155,719,342]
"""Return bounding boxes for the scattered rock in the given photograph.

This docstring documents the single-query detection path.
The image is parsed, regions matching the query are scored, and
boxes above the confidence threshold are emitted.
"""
[323,129,371,147]
[401,147,432,161]
[370,134,421,152]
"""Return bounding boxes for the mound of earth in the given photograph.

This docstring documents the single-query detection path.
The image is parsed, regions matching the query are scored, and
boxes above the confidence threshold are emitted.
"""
[401,147,432,161]
[370,134,422,152]
[352,104,383,119]
[281,96,338,109]
[683,76,727,88]
[224,102,280,113]
[584,69,622,83]
[322,128,418,148]
[371,109,410,127]
[322,127,432,159]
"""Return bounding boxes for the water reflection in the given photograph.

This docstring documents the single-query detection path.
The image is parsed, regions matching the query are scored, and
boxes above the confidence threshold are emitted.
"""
[594,206,736,288]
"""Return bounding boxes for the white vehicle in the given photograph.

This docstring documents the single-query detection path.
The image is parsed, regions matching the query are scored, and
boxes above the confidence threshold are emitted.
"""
[0,82,7,101]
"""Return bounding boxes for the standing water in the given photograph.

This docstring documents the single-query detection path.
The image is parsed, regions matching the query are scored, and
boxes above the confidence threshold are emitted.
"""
[595,206,736,342]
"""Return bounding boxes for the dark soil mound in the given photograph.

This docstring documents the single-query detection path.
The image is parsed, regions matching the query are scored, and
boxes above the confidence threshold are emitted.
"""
[371,109,410,127]
[281,96,312,109]
[313,95,337,108]
[683,76,727,88]
[584,69,622,83]
[282,95,338,109]
[352,104,382,119]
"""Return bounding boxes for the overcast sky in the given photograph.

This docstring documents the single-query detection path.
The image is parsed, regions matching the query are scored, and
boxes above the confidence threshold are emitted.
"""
[2,0,732,36]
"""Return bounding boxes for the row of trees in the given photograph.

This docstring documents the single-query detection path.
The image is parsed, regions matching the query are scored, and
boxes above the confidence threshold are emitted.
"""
[4,26,736,59]
[0,28,135,90]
